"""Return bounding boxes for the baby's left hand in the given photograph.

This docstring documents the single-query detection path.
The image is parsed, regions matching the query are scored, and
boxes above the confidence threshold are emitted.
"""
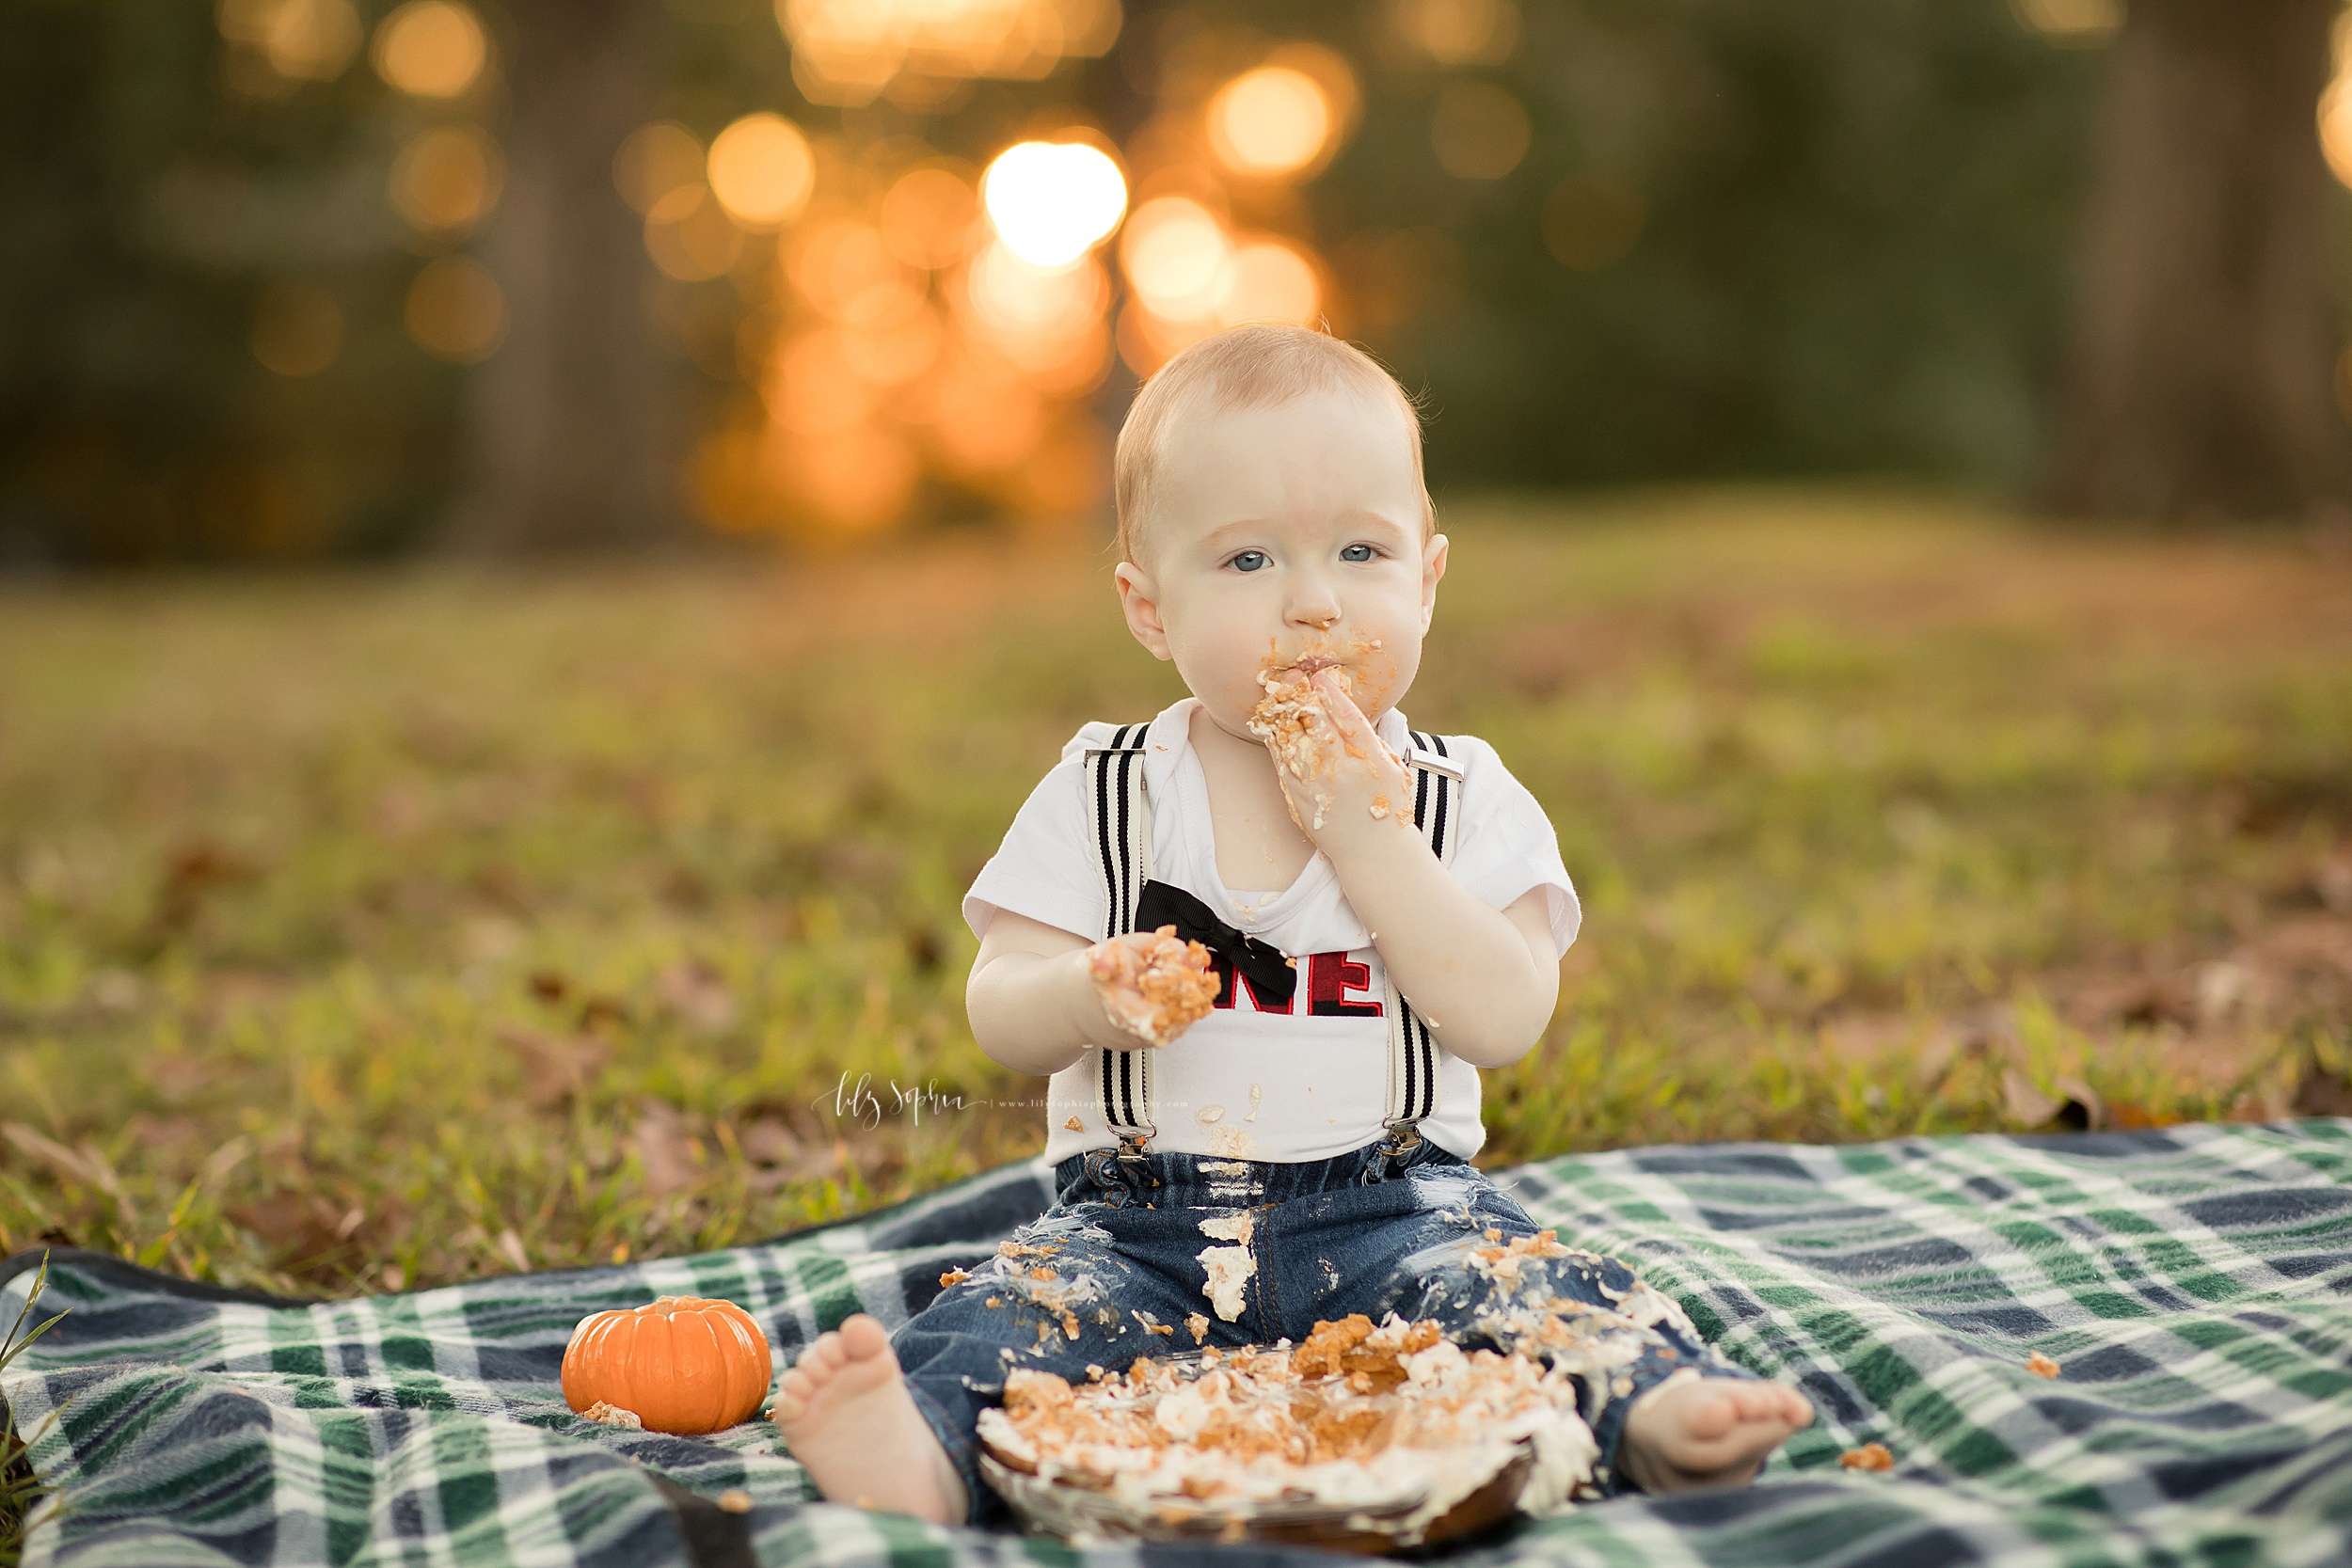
[1266,670,1418,860]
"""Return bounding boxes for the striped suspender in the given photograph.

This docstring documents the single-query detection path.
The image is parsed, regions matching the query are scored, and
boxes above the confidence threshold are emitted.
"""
[1082,725,1155,1155]
[1381,733,1464,1152]
[1082,721,1466,1165]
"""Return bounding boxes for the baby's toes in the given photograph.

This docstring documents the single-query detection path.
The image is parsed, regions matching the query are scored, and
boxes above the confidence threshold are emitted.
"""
[769,1370,813,1418]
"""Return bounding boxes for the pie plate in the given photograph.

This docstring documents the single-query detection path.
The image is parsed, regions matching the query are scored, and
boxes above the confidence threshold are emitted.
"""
[975,1347,1579,1553]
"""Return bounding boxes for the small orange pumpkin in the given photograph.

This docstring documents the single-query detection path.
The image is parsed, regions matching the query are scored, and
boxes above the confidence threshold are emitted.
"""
[562,1295,772,1434]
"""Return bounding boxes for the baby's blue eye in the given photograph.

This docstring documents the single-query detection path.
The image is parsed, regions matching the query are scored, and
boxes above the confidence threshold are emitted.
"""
[1231,550,1270,573]
[1340,544,1376,562]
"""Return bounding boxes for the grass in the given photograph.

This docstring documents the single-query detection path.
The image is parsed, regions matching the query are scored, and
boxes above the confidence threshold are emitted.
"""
[0,1254,63,1555]
[1,487,2349,1315]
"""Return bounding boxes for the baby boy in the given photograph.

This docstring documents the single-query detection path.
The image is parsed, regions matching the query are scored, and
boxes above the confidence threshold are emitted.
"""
[771,325,1811,1525]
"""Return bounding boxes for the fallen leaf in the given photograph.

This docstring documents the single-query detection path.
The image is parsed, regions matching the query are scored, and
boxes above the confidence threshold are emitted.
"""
[2001,1070,2102,1132]
[2291,1053,2352,1117]
[500,1026,611,1109]
[578,995,633,1035]
[629,1102,703,1197]
[738,1117,803,1164]
[2,1121,113,1195]
[657,960,738,1033]
[494,1228,530,1272]
[226,1191,349,1263]
[1839,1443,1894,1471]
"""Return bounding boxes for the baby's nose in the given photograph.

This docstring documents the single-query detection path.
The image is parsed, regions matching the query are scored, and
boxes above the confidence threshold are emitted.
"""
[1286,590,1341,629]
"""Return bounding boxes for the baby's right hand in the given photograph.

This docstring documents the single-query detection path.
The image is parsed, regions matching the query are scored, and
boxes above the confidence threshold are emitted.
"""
[1085,927,1221,1048]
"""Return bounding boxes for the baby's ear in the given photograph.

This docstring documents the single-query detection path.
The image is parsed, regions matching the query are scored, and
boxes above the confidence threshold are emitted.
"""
[1115,563,1173,661]
[1421,533,1450,626]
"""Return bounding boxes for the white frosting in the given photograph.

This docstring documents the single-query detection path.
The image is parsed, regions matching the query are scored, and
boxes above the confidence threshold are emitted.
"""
[977,1315,1599,1546]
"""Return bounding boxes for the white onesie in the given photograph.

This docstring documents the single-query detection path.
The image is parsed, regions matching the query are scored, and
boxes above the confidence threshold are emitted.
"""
[962,697,1580,1164]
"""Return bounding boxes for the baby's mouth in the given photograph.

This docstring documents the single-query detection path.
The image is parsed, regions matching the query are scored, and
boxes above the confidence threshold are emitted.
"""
[1262,633,1381,692]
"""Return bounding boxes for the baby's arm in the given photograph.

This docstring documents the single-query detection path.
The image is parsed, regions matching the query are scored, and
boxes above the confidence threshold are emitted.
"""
[1276,672,1560,1068]
[966,912,1218,1076]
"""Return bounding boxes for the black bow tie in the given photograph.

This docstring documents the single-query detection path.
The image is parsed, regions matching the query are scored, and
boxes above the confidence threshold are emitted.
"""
[1133,880,1297,1006]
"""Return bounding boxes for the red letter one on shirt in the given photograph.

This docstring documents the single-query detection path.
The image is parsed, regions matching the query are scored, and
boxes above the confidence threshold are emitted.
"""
[1209,952,1294,1014]
[1307,952,1383,1018]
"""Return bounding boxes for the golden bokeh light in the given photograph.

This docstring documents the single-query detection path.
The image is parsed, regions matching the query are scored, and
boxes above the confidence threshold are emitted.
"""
[777,0,1122,108]
[2008,0,2121,43]
[788,220,911,316]
[1431,80,1530,180]
[646,184,746,282]
[707,113,816,230]
[405,256,504,363]
[1115,300,1219,377]
[372,1,487,98]
[1541,173,1643,270]
[1207,67,1334,180]
[251,283,342,377]
[839,293,944,387]
[960,244,1111,390]
[614,123,707,216]
[219,0,364,82]
[981,140,1128,268]
[1386,0,1518,66]
[766,328,883,433]
[782,421,920,531]
[1120,197,1232,321]
[688,427,774,534]
[389,125,502,236]
[1218,239,1320,327]
[998,411,1108,518]
[881,166,980,269]
[916,350,1048,476]
[965,243,1104,341]
[2322,78,2352,190]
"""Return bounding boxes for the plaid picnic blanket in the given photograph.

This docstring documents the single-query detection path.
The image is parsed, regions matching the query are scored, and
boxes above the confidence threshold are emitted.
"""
[6,1119,2351,1568]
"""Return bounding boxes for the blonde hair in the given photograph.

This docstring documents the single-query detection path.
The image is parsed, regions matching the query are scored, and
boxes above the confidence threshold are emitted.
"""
[1112,325,1432,566]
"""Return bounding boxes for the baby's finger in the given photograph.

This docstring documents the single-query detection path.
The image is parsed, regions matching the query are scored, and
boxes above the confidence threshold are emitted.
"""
[1309,669,1375,742]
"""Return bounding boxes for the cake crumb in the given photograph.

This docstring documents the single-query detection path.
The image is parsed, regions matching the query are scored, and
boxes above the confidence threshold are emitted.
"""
[579,1402,644,1430]
[2027,1352,2060,1378]
[1092,927,1221,1045]
[1840,1443,1894,1472]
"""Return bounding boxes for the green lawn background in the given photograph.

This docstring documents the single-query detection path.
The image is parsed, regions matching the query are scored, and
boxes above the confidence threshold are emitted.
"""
[3,488,2349,1299]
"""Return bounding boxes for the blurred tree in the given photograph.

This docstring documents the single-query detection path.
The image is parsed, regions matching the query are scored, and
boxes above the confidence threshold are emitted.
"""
[2049,0,2352,520]
[6,0,2342,560]
[0,0,454,563]
[1323,0,2103,498]
[458,0,670,551]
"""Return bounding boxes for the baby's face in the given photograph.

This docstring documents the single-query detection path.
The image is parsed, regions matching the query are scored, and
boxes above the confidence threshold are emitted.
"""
[1116,387,1445,741]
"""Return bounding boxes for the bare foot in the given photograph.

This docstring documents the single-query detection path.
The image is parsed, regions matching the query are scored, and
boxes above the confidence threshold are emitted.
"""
[1616,1374,1813,1493]
[769,1314,967,1523]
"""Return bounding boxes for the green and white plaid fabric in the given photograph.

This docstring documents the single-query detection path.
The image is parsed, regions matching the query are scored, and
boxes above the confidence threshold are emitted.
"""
[6,1119,2350,1567]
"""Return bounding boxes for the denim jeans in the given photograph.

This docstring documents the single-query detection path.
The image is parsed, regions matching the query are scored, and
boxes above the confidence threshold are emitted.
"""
[894,1138,1747,1526]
